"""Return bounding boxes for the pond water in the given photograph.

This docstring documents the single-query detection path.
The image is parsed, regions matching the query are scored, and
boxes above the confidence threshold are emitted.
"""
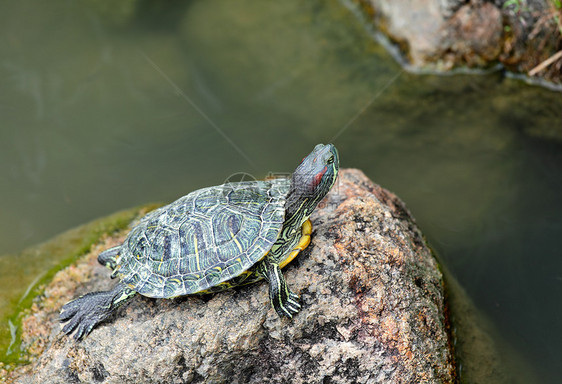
[1,0,561,381]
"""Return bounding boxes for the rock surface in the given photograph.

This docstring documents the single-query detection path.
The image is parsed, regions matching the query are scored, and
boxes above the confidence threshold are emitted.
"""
[363,0,503,68]
[498,0,562,86]
[11,169,456,383]
[359,0,561,87]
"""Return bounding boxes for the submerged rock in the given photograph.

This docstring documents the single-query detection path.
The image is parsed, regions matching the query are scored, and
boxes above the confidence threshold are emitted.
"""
[11,169,457,383]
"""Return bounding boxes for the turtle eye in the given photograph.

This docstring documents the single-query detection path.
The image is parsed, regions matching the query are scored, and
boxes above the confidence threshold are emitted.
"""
[326,155,334,164]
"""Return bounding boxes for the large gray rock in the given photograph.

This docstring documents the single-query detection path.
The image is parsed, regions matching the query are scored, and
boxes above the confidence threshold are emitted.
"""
[12,169,456,383]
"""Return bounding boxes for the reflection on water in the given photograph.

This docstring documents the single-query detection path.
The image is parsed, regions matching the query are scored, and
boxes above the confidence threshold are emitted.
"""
[1,0,561,381]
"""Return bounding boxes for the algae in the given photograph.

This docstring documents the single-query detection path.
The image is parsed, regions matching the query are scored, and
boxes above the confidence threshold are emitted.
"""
[0,204,159,367]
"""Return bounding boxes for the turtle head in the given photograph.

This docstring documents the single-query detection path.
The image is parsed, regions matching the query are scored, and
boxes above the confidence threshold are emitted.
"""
[285,144,339,222]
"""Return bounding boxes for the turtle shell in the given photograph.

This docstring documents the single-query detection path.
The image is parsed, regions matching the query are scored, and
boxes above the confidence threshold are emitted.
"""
[116,178,290,298]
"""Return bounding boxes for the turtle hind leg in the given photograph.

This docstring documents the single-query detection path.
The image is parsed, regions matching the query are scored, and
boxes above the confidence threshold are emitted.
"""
[259,261,301,318]
[98,246,120,270]
[60,282,135,340]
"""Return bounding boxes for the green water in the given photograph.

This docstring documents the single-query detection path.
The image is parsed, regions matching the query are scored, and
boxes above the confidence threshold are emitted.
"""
[1,0,561,381]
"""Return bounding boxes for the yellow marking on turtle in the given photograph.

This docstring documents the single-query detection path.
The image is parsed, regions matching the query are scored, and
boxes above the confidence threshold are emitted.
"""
[279,219,312,269]
[231,230,243,253]
[171,221,311,295]
[158,251,164,272]
[194,235,201,271]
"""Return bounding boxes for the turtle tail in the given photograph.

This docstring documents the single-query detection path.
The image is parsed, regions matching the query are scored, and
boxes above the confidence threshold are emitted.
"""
[59,282,135,340]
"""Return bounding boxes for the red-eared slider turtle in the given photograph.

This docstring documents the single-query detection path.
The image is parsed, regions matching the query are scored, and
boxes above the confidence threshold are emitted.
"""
[60,144,339,340]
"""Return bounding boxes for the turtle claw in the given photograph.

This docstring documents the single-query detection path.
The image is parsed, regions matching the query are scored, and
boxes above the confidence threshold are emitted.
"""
[59,283,135,341]
[60,292,111,341]
[286,294,301,317]
[262,261,303,319]
[60,313,95,341]
[276,291,301,318]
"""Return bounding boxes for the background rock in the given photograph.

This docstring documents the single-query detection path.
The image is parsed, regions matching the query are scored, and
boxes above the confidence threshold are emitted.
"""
[359,0,561,86]
[362,0,502,69]
[11,169,456,383]
[497,0,562,86]
[443,3,503,67]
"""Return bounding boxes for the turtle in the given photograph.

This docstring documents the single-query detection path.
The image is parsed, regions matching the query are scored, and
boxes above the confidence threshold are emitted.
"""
[59,144,339,340]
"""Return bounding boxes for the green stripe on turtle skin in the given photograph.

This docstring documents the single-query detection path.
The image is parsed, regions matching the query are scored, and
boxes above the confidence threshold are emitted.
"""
[259,261,301,318]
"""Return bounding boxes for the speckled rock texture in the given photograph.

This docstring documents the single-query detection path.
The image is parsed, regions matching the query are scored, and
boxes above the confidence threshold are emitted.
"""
[12,169,456,383]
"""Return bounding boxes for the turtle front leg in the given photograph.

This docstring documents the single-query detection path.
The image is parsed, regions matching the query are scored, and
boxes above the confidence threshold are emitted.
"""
[60,282,135,340]
[259,261,301,318]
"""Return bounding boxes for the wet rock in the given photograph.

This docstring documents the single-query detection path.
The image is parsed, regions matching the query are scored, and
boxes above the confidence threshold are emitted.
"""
[11,169,456,383]
[362,0,503,69]
[365,0,449,66]
[359,0,561,86]
[442,3,503,67]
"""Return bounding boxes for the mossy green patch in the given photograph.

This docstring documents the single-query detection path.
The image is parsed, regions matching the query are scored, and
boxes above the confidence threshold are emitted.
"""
[0,204,159,367]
